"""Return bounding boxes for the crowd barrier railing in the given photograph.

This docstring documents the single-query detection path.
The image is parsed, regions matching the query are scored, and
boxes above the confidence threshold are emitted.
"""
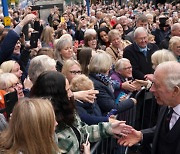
[90,87,159,154]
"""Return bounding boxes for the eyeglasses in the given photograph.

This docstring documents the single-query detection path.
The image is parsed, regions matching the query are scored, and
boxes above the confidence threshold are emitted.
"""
[123,66,132,70]
[69,71,82,75]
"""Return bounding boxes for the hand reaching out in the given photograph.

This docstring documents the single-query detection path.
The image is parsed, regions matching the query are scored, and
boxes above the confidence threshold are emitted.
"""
[117,129,143,147]
[111,121,133,137]
[74,89,99,103]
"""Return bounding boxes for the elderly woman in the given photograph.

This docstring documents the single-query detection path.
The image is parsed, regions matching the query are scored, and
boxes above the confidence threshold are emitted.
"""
[88,52,135,115]
[0,73,24,99]
[169,36,180,62]
[110,58,139,99]
[55,34,76,70]
[106,29,129,64]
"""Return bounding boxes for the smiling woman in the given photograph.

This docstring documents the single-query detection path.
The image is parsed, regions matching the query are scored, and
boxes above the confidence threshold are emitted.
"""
[55,34,75,65]
[62,59,82,83]
[0,60,22,79]
[84,29,97,50]
[0,73,24,99]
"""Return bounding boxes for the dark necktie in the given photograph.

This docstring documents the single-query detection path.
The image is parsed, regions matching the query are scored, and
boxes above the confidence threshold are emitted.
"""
[165,107,173,132]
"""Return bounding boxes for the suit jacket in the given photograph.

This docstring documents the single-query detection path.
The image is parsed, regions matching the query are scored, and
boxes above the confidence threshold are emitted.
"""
[142,106,180,154]
[123,43,158,80]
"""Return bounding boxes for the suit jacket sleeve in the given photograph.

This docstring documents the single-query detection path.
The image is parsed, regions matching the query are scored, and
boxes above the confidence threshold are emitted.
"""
[141,126,156,144]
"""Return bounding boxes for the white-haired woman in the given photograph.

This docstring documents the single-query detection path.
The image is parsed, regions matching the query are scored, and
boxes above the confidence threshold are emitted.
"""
[55,34,76,70]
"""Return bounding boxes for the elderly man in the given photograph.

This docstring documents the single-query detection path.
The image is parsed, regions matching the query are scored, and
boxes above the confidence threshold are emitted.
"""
[118,61,180,154]
[123,27,158,80]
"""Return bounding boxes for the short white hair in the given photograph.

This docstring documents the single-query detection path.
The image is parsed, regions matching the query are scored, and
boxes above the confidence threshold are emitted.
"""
[134,27,148,38]
[155,61,180,90]
[28,55,56,83]
[115,58,130,72]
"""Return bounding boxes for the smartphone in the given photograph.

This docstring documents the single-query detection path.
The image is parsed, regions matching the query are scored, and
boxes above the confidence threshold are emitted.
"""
[84,133,89,145]
[30,31,39,48]
[4,90,18,119]
[61,17,65,23]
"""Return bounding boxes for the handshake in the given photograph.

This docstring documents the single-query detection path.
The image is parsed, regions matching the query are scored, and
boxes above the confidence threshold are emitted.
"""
[111,121,143,147]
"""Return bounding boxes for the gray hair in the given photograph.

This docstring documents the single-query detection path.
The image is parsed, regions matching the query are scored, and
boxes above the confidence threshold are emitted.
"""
[156,61,180,90]
[115,58,130,72]
[89,52,112,74]
[0,73,18,90]
[28,55,56,84]
[134,27,148,38]
[55,34,73,60]
[151,49,177,69]
[84,29,97,37]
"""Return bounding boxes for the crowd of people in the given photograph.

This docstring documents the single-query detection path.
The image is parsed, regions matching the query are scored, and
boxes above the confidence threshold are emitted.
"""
[0,0,179,153]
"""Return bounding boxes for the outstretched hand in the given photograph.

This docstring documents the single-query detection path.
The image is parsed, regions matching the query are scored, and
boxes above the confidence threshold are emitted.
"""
[117,129,143,147]
[19,14,36,27]
[74,89,99,103]
[111,121,133,138]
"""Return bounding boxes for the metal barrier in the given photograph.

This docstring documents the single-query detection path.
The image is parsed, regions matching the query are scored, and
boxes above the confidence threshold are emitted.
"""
[90,101,137,154]
[90,87,159,154]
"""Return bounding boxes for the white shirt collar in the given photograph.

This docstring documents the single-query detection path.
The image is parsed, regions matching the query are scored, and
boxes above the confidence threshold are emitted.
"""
[173,104,180,116]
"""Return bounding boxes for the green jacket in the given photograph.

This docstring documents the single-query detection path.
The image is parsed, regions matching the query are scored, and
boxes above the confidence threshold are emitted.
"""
[56,115,113,154]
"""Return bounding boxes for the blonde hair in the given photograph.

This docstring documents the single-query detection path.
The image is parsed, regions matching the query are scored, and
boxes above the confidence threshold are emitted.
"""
[55,34,73,61]
[0,60,16,73]
[169,36,180,51]
[40,26,54,45]
[71,74,94,92]
[0,73,19,90]
[151,49,177,69]
[108,29,121,42]
[0,98,60,154]
[89,52,112,74]
[62,59,81,77]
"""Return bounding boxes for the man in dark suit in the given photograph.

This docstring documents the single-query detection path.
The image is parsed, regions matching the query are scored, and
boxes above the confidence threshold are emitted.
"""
[123,27,159,80]
[118,61,180,154]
